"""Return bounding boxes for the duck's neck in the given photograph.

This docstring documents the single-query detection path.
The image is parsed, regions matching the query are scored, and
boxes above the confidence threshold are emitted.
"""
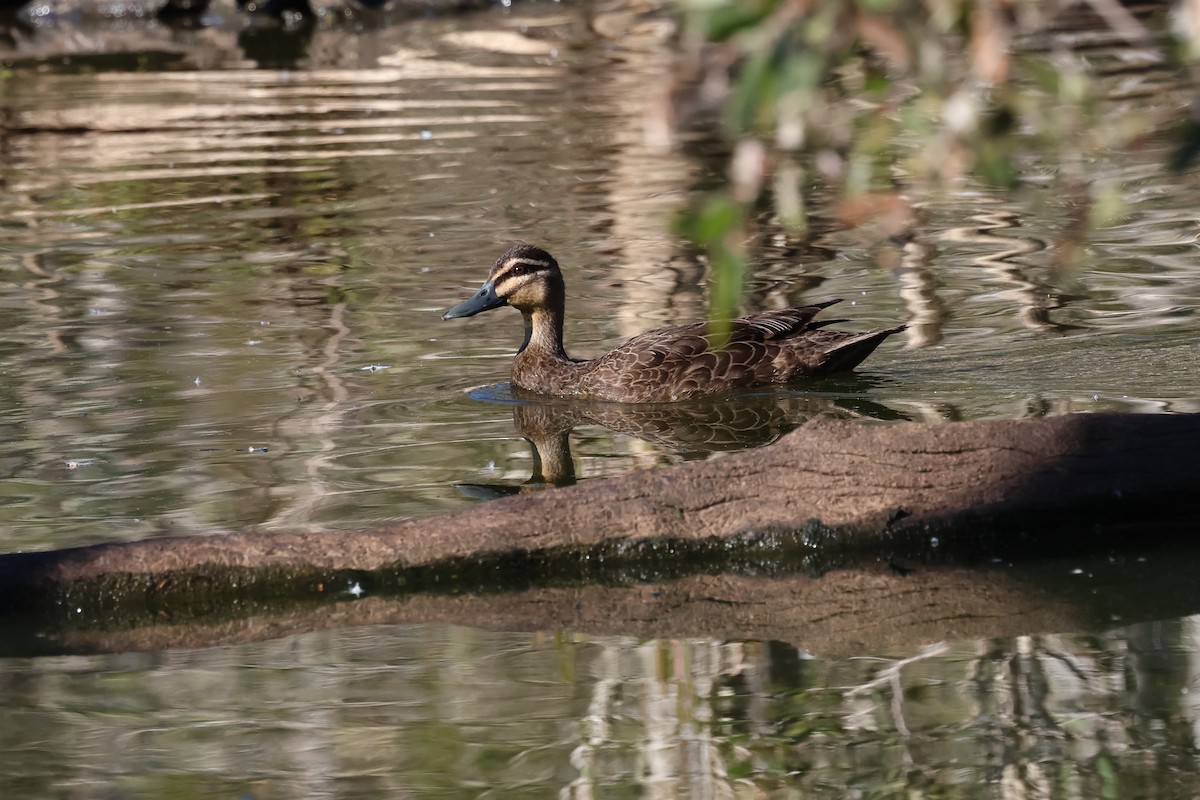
[519,306,569,360]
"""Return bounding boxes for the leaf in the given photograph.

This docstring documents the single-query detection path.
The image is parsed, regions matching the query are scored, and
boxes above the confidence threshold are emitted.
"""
[700,0,777,41]
[679,195,748,347]
[708,245,746,346]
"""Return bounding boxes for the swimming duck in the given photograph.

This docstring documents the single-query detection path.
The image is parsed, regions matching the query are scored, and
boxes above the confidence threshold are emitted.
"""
[442,244,905,403]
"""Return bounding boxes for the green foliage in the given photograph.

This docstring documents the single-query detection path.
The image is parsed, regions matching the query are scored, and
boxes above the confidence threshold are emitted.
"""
[674,0,1192,312]
[697,0,777,41]
[678,195,747,343]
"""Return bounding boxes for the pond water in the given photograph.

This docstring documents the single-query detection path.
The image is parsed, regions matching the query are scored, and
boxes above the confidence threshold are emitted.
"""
[2,0,1200,797]
[5,616,1200,799]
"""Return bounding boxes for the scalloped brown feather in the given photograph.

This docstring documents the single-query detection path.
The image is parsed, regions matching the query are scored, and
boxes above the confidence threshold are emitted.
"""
[444,244,905,403]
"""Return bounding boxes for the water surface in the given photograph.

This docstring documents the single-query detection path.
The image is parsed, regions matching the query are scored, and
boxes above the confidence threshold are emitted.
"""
[2,2,1200,797]
[6,612,1200,799]
[1,2,1199,547]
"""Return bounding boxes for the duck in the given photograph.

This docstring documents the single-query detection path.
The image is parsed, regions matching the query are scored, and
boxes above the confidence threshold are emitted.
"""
[441,244,905,403]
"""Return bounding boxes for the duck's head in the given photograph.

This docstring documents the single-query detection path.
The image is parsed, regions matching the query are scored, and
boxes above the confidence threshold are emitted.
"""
[442,244,564,319]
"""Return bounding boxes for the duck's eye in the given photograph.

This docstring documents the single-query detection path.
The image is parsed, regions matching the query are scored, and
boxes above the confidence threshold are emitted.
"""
[510,265,526,276]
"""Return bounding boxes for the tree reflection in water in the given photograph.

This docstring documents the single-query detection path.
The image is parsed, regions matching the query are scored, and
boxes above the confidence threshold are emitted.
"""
[4,616,1200,798]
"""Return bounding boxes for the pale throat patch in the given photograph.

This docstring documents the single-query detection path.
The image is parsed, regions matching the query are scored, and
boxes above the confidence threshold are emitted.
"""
[526,307,562,352]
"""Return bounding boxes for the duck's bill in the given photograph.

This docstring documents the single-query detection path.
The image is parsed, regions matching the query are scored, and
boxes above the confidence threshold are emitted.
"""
[442,282,505,319]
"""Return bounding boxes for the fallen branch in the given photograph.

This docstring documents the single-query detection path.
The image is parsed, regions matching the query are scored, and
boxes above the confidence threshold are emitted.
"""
[0,412,1196,657]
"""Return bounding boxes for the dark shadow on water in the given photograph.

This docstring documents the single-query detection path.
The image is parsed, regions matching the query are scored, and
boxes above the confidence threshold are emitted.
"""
[236,16,316,69]
[0,6,31,46]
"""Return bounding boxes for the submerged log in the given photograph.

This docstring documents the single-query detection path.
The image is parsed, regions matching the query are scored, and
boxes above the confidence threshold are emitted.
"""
[0,412,1197,657]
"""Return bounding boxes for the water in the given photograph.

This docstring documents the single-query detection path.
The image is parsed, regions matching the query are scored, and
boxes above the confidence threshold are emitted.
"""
[2,1,1200,796]
[0,1,730,546]
[2,4,1199,547]
[5,619,1200,798]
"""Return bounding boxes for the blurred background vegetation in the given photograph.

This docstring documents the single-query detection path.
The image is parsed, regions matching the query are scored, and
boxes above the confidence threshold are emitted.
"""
[669,0,1200,328]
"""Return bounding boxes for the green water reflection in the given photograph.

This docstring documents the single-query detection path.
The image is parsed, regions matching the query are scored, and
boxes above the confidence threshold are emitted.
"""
[3,617,1200,799]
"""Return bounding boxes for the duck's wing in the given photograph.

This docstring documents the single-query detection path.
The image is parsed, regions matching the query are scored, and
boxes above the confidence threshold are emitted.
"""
[790,324,908,375]
[581,303,844,401]
[726,301,842,342]
[608,300,841,359]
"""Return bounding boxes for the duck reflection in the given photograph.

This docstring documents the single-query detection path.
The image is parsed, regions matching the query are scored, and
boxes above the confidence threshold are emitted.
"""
[457,389,906,499]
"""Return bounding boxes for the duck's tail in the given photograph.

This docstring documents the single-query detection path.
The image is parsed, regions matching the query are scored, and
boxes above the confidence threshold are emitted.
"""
[814,324,907,375]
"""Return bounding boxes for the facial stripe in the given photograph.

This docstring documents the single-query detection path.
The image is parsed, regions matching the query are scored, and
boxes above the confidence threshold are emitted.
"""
[493,256,551,288]
[501,256,550,272]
